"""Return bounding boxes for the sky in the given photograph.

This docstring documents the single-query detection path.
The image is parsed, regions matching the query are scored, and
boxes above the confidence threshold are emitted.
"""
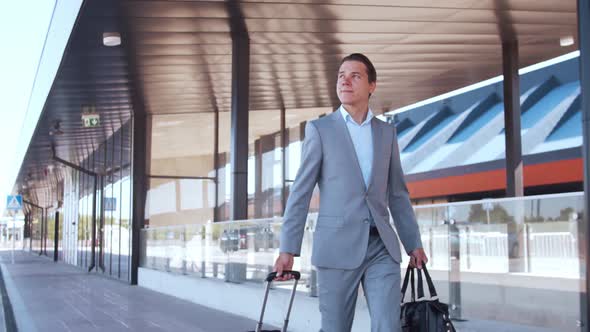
[0,0,82,215]
[0,1,56,215]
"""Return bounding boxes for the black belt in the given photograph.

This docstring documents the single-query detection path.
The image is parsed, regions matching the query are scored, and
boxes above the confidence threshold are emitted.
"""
[369,226,379,236]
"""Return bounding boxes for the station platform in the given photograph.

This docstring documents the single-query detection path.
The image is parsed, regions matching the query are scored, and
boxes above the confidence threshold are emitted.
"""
[0,251,270,332]
[0,250,560,332]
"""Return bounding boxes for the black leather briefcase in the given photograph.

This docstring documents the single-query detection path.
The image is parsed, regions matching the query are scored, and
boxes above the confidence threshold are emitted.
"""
[400,265,456,332]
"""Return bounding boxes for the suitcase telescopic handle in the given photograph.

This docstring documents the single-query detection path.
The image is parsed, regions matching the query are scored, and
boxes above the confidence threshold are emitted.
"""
[256,270,301,332]
[266,270,301,282]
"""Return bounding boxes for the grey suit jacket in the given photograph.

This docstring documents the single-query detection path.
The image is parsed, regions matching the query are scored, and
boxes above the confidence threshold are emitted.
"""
[279,111,422,270]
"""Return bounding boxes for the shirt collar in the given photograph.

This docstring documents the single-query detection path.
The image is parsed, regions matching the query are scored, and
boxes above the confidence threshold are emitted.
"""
[339,105,374,126]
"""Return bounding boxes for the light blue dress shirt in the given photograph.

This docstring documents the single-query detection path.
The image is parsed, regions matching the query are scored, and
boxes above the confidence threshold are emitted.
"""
[339,105,374,189]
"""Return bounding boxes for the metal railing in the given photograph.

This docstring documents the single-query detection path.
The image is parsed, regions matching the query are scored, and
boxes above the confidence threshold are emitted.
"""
[140,192,585,331]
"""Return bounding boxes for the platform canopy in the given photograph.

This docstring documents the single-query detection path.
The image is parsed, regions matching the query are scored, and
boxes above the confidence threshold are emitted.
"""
[15,0,579,206]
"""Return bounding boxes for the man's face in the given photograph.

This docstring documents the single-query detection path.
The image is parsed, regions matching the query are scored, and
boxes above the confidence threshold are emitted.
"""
[336,60,376,106]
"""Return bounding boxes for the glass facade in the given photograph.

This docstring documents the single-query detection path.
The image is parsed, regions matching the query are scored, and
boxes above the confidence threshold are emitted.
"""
[56,122,133,281]
[145,107,331,226]
[30,207,43,253]
[145,177,215,226]
[146,113,217,228]
[139,105,334,289]
[248,110,282,219]
[150,113,215,178]
[46,211,55,259]
[284,107,330,213]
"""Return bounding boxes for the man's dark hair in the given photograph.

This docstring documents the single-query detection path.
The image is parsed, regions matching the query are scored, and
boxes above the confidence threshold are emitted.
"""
[340,53,377,83]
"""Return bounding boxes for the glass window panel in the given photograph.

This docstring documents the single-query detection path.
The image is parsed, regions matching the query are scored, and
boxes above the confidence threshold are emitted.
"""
[216,156,230,222]
[104,182,114,275]
[249,110,282,219]
[146,178,215,227]
[31,208,40,253]
[58,207,64,261]
[46,211,55,258]
[413,194,584,330]
[120,168,131,281]
[150,113,215,177]
[284,107,331,181]
[146,179,177,218]
[79,171,85,267]
[103,130,114,276]
[218,113,231,221]
[283,107,329,212]
[77,171,83,267]
[180,179,204,210]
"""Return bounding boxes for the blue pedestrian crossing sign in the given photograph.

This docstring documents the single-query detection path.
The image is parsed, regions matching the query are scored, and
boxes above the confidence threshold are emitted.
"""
[6,195,23,211]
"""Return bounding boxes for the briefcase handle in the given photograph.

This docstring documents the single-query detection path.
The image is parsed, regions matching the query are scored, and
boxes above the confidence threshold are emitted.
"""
[401,265,438,302]
[400,267,416,302]
[416,265,438,300]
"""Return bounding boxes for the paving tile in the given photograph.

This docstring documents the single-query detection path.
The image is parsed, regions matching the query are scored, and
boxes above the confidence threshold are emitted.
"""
[0,251,263,332]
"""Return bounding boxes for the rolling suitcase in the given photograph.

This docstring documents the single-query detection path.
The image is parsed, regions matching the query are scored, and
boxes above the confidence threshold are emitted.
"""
[249,270,301,332]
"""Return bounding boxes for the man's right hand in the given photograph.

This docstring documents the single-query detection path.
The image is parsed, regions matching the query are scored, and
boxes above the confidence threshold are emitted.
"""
[273,252,294,281]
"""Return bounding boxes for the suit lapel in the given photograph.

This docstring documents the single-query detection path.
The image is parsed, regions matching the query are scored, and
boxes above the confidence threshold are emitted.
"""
[332,112,366,190]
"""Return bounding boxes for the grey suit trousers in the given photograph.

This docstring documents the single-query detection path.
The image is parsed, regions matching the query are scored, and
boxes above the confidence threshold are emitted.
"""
[317,231,401,332]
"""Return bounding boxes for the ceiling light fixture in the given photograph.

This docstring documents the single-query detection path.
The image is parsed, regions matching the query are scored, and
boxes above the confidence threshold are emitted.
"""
[560,36,574,47]
[103,32,121,47]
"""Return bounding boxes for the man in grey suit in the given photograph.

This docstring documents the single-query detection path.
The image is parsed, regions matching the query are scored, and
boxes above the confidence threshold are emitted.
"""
[274,53,428,332]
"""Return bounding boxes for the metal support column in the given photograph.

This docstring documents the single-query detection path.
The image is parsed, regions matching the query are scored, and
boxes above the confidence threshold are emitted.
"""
[99,175,105,272]
[228,0,250,220]
[54,211,59,262]
[118,9,151,283]
[280,106,287,214]
[44,208,48,254]
[502,41,526,274]
[502,40,524,197]
[24,213,29,240]
[43,208,48,255]
[40,209,45,256]
[131,109,148,285]
[214,104,220,222]
[29,213,33,250]
[578,0,590,330]
[254,139,263,218]
[89,175,97,272]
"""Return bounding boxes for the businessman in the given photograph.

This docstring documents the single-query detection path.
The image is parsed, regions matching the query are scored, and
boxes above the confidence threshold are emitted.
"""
[273,53,428,332]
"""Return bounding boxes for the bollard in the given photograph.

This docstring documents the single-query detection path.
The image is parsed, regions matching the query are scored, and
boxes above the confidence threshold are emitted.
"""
[225,262,247,283]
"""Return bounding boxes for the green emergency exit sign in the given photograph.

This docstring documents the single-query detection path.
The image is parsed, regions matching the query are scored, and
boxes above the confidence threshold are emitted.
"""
[82,113,100,128]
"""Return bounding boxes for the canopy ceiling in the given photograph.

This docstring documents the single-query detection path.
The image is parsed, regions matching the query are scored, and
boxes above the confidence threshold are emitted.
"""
[15,0,579,207]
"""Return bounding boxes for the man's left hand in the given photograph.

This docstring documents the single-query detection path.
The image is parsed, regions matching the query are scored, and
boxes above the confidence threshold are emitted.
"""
[409,248,428,269]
